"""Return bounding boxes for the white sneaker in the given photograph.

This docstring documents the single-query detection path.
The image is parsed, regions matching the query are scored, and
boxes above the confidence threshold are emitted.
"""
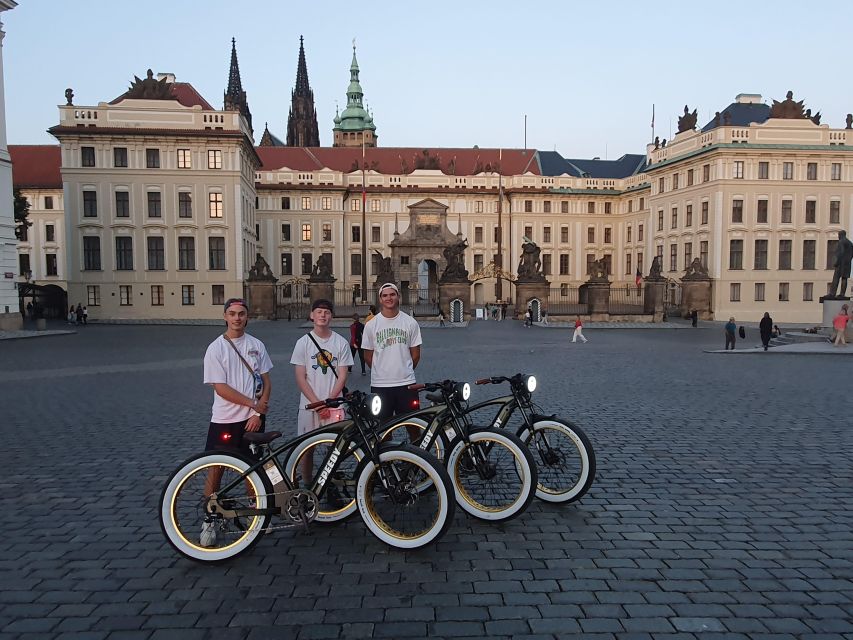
[200,519,217,547]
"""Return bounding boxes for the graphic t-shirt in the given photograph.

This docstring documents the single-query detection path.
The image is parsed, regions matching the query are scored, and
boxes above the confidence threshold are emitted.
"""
[290,331,353,430]
[361,311,422,387]
[203,333,273,424]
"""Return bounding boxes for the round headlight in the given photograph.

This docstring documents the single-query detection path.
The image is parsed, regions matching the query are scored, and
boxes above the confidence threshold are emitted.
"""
[461,382,471,401]
[370,394,382,416]
[526,375,537,393]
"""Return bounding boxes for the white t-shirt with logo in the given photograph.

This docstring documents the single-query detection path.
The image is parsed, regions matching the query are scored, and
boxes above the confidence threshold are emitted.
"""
[203,333,273,424]
[290,331,353,433]
[361,311,422,387]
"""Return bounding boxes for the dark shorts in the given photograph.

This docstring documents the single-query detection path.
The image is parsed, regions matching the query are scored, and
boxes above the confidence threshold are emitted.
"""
[371,385,420,423]
[205,416,266,455]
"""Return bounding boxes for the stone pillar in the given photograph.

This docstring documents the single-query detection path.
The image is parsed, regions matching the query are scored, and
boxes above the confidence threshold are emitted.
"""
[309,281,336,310]
[643,279,666,322]
[246,281,276,320]
[515,280,550,319]
[438,282,470,320]
[680,278,713,320]
[585,282,611,321]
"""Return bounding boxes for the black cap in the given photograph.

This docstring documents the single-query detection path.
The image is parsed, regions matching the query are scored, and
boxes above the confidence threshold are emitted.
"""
[312,299,334,312]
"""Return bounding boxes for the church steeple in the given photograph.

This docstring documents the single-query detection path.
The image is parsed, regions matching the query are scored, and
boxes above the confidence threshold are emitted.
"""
[223,37,253,137]
[333,41,377,148]
[286,36,320,147]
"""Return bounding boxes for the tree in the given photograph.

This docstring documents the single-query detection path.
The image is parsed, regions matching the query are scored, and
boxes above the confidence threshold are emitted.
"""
[14,188,31,241]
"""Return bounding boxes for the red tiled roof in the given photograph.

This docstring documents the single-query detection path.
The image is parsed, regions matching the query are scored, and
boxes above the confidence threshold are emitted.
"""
[255,147,541,176]
[109,82,214,110]
[9,145,62,189]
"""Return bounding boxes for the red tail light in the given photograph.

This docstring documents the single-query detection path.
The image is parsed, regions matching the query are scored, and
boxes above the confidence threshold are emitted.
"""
[221,432,233,442]
[410,399,420,409]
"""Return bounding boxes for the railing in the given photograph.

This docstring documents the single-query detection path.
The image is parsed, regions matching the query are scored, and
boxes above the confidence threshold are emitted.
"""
[333,287,377,319]
[546,287,588,316]
[608,286,645,315]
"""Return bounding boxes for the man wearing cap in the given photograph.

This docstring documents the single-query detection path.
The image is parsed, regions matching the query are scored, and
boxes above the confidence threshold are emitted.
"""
[362,283,422,423]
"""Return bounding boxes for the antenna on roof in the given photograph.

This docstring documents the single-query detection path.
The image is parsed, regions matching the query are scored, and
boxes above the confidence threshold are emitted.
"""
[524,114,527,151]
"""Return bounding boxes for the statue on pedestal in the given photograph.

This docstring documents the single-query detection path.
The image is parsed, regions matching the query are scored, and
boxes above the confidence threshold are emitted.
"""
[310,254,334,282]
[587,257,610,283]
[439,238,469,283]
[517,237,545,281]
[373,250,395,285]
[828,230,853,298]
[682,257,710,280]
[648,256,663,281]
[247,254,276,282]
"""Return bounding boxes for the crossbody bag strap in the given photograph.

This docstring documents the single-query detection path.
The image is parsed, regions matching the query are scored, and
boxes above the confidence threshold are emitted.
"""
[223,334,256,377]
[307,332,338,379]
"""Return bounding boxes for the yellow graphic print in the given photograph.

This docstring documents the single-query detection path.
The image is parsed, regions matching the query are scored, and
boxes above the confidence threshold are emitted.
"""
[312,349,337,374]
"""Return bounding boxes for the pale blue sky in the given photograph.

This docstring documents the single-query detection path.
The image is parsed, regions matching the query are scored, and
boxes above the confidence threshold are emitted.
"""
[4,0,850,159]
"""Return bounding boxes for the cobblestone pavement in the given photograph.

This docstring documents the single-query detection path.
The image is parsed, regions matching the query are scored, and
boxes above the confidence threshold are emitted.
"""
[1,319,851,639]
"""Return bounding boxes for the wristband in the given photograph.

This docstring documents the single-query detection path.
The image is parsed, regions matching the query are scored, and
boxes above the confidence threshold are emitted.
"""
[251,410,262,418]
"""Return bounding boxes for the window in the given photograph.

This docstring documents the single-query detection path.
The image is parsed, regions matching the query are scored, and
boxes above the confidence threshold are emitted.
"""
[44,196,54,210]
[730,283,741,302]
[83,190,98,217]
[806,162,817,180]
[827,240,838,269]
[209,237,225,270]
[586,253,595,275]
[658,177,665,193]
[45,224,55,242]
[81,146,95,167]
[587,201,595,214]
[151,285,164,306]
[703,164,710,182]
[778,282,789,302]
[177,149,191,169]
[560,283,568,296]
[559,254,569,275]
[779,239,792,270]
[544,226,551,243]
[147,237,164,270]
[686,205,693,227]
[637,252,643,274]
[255,223,259,241]
[119,285,132,306]
[45,253,57,276]
[627,225,632,243]
[684,242,693,268]
[281,253,292,275]
[178,237,195,270]
[669,244,678,271]
[700,241,708,267]
[147,192,161,218]
[281,196,291,210]
[628,200,633,213]
[638,224,644,242]
[400,255,409,266]
[351,254,362,276]
[805,200,816,224]
[587,227,595,243]
[371,199,381,212]
[604,228,612,244]
[18,253,29,275]
[87,285,100,306]
[639,197,645,210]
[604,202,612,214]
[831,163,841,181]
[208,150,222,169]
[115,236,133,271]
[542,254,552,276]
[544,201,552,214]
[322,223,332,242]
[372,226,380,243]
[803,282,814,301]
[671,207,678,229]
[758,162,769,179]
[475,200,484,213]
[781,199,792,223]
[182,285,195,306]
[830,201,840,224]
[210,285,224,306]
[732,199,743,223]
[351,225,360,243]
[701,201,708,225]
[301,196,311,210]
[754,283,765,302]
[176,192,192,218]
[208,193,223,218]
[301,253,312,275]
[803,239,816,269]
[524,200,533,213]
[672,173,679,190]
[729,240,743,270]
[115,191,129,217]
[561,201,569,214]
[146,148,160,168]
[754,240,768,269]
[524,225,533,240]
[783,162,793,180]
[493,226,502,244]
[350,198,360,211]
[561,226,569,243]
[474,227,483,244]
[114,147,127,168]
[687,168,694,186]
[83,237,101,270]
[474,254,484,272]
[626,253,632,275]
[734,161,744,179]
[657,210,663,231]
[757,200,768,224]
[322,197,332,211]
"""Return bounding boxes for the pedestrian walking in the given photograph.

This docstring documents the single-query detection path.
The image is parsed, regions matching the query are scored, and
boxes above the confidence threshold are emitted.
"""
[541,309,548,326]
[724,317,737,350]
[759,311,773,351]
[82,306,88,325]
[438,310,446,327]
[75,303,84,326]
[572,315,588,343]
[832,304,849,347]
[67,306,76,325]
[524,307,533,328]
[348,313,366,375]
[691,309,698,328]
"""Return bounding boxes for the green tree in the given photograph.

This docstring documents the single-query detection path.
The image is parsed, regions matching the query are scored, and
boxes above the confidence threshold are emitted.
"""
[14,188,31,241]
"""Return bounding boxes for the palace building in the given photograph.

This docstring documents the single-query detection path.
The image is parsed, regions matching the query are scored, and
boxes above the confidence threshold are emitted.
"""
[10,39,853,323]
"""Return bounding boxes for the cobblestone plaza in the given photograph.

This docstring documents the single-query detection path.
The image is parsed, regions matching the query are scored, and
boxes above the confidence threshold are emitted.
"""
[1,321,851,639]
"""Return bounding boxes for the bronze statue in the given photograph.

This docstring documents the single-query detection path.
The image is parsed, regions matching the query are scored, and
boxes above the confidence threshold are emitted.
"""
[64,88,74,106]
[126,69,173,100]
[846,114,852,129]
[648,256,663,280]
[517,238,544,280]
[661,138,667,148]
[828,230,853,298]
[310,254,334,281]
[247,254,276,282]
[714,111,721,127]
[682,257,709,280]
[588,257,609,282]
[677,105,698,133]
[769,90,808,119]
[810,111,822,125]
[440,238,469,282]
[654,136,660,150]
[373,250,394,284]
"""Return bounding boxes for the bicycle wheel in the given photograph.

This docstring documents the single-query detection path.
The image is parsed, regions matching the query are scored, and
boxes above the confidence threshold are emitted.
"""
[446,427,537,522]
[356,444,454,549]
[380,417,447,462]
[159,450,273,562]
[283,431,361,524]
[523,418,596,504]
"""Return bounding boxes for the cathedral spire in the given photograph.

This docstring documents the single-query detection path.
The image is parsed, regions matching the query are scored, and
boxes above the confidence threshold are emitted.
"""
[333,40,377,148]
[223,37,253,137]
[286,35,320,147]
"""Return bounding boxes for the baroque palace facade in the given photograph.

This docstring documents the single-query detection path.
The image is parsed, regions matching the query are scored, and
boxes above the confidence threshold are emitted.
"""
[10,39,853,323]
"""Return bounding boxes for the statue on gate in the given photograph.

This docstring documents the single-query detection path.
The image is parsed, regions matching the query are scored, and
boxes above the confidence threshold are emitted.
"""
[517,237,545,281]
[587,257,610,283]
[373,250,395,285]
[682,257,710,280]
[439,238,470,283]
[247,253,277,282]
[310,253,335,282]
[648,256,663,281]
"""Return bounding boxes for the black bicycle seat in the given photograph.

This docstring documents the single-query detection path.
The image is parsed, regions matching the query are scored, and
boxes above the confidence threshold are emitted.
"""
[243,431,282,445]
[425,392,444,404]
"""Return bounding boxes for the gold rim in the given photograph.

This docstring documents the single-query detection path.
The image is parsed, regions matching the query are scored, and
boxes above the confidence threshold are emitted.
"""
[454,437,526,513]
[290,438,362,517]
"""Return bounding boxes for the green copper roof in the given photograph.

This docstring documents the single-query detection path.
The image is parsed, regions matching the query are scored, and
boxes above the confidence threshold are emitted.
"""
[333,44,376,132]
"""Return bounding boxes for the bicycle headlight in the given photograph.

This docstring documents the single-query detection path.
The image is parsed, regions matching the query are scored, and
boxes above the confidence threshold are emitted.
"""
[370,394,382,416]
[525,375,537,393]
[458,382,471,401]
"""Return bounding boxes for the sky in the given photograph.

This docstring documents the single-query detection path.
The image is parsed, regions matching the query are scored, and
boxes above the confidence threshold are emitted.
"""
[3,0,851,159]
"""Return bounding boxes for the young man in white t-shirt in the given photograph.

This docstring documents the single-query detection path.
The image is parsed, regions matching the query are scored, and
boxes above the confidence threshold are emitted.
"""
[361,283,422,423]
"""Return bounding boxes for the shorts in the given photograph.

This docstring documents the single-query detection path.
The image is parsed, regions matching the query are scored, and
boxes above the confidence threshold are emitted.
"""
[371,385,420,423]
[205,416,266,455]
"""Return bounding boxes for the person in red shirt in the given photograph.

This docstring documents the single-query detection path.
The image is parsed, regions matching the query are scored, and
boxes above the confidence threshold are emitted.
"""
[349,313,366,375]
[832,304,850,347]
[572,315,588,343]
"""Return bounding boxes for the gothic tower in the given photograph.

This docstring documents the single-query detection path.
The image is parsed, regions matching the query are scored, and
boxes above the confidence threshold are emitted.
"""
[286,36,320,147]
[223,38,253,137]
[333,42,377,148]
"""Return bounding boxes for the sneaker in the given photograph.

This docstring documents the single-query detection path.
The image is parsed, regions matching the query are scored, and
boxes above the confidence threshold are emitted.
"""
[200,518,217,547]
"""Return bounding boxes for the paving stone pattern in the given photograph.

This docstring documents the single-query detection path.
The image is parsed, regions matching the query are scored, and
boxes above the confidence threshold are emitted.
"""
[1,320,851,639]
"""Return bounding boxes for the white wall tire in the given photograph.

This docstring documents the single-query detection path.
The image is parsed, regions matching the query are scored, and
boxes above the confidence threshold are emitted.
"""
[526,419,596,504]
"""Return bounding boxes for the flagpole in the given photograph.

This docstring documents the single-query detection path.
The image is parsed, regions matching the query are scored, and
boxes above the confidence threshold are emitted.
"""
[496,148,503,302]
[651,104,655,144]
[361,139,367,301]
